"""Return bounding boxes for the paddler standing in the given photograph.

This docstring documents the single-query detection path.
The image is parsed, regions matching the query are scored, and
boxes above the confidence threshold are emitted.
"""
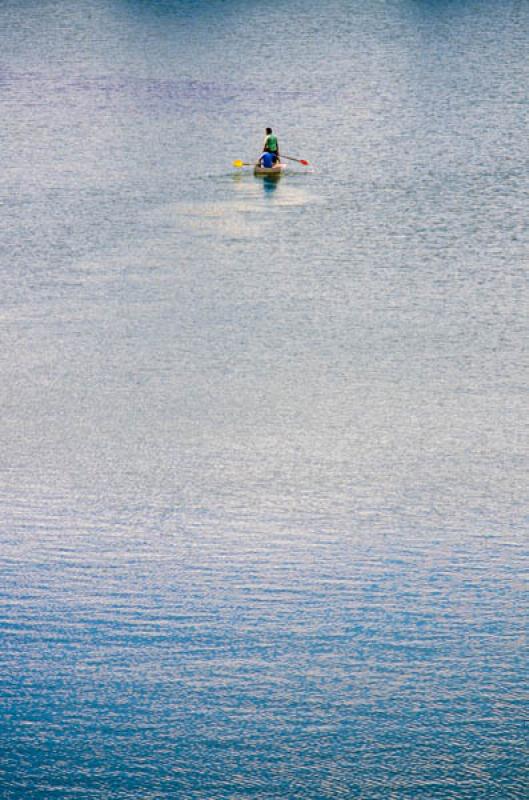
[262,127,280,162]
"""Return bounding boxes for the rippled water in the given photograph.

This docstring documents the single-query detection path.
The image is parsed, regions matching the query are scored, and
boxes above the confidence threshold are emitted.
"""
[1,1,528,798]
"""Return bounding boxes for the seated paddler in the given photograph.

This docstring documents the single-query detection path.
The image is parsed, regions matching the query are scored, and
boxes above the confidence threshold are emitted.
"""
[258,150,278,168]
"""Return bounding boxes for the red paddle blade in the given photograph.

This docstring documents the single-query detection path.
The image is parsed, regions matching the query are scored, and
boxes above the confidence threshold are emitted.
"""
[299,159,309,166]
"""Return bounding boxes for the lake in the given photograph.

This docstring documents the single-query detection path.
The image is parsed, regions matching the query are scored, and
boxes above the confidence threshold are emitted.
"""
[0,1,528,798]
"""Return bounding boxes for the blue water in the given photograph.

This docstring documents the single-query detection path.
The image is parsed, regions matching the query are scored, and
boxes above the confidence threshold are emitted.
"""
[1,1,528,797]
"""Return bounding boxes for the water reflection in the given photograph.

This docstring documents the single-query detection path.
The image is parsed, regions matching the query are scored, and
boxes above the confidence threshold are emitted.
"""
[261,175,280,194]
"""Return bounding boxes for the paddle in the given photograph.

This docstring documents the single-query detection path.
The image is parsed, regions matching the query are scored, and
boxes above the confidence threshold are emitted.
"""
[282,155,310,166]
[233,156,310,168]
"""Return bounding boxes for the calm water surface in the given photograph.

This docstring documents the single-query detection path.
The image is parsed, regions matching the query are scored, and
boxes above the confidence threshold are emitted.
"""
[1,1,528,798]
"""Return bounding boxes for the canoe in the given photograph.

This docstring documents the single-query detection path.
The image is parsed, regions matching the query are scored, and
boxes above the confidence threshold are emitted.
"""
[254,163,285,177]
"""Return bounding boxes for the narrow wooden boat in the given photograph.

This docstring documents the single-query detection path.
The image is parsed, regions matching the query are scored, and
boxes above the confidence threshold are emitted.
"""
[253,163,285,177]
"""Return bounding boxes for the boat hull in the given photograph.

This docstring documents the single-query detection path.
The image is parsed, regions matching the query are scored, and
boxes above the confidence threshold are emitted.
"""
[253,163,285,176]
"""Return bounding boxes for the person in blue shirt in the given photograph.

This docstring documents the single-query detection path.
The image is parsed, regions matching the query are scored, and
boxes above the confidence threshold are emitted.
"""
[258,151,278,168]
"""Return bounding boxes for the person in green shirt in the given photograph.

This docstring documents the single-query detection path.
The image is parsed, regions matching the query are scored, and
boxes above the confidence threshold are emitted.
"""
[262,127,280,161]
